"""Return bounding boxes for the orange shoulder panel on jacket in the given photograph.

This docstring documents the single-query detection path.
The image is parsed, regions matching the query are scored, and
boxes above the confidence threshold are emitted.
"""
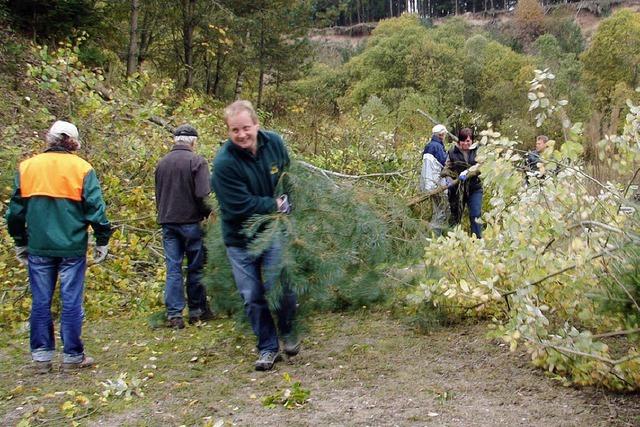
[19,152,93,201]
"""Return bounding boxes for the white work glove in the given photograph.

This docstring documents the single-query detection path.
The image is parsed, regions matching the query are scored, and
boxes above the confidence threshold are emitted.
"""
[94,245,109,264]
[276,194,292,214]
[458,170,469,181]
[14,246,28,266]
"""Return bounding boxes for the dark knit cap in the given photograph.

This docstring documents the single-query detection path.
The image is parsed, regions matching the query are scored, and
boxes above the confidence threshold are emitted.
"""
[174,124,198,137]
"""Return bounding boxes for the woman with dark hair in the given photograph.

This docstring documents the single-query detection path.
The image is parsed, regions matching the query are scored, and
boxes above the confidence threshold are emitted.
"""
[442,127,483,238]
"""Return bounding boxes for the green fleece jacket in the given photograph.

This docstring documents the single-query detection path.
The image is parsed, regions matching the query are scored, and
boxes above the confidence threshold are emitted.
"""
[5,147,112,257]
[211,130,290,248]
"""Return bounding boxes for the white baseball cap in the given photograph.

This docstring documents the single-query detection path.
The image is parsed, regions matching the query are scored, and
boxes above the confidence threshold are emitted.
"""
[49,120,79,139]
[432,124,447,134]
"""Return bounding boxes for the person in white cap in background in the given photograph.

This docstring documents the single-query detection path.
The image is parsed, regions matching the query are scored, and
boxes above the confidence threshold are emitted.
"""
[5,120,112,373]
[420,124,449,235]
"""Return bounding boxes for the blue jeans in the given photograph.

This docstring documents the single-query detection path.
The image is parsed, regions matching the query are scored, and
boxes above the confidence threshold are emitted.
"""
[226,243,297,353]
[162,223,208,319]
[449,187,483,239]
[28,255,87,363]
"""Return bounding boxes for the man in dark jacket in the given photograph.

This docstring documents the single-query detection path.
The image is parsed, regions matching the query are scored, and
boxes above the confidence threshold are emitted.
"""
[212,100,298,371]
[6,120,111,373]
[155,124,213,329]
[525,135,548,175]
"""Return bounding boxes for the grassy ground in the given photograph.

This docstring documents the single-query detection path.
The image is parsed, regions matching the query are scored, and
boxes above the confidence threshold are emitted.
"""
[1,310,639,426]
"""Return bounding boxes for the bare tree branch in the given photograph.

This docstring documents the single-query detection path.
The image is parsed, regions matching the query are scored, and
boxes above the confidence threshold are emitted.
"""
[536,341,640,366]
[297,160,410,180]
[592,328,640,339]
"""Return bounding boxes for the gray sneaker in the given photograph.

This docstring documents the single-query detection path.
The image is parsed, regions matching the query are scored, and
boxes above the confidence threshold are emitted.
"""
[283,336,301,356]
[254,351,282,371]
[62,356,95,372]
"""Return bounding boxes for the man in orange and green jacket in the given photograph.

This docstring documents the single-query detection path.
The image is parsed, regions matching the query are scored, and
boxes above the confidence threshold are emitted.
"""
[5,120,112,373]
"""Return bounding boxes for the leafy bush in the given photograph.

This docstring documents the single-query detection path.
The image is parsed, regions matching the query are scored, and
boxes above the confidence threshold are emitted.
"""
[596,243,640,329]
[543,13,585,54]
[581,10,640,106]
[406,73,640,390]
[514,0,545,42]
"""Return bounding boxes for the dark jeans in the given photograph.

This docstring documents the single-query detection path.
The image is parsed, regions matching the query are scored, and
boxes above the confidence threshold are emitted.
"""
[448,186,483,239]
[28,255,86,363]
[226,242,297,353]
[161,223,208,319]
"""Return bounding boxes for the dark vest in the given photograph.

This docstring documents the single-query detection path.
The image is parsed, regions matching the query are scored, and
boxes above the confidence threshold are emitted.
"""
[447,145,482,193]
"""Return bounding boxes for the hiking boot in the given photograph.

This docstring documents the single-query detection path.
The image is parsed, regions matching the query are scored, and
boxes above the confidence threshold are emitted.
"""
[31,360,53,374]
[62,356,94,371]
[167,317,185,329]
[254,351,282,371]
[283,336,301,356]
[188,309,215,325]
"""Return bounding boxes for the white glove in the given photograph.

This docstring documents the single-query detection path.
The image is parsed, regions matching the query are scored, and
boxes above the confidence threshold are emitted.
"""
[276,194,292,214]
[94,245,109,264]
[15,246,28,266]
[459,170,469,181]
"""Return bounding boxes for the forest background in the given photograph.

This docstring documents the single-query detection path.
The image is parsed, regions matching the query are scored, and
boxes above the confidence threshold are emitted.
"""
[1,0,640,423]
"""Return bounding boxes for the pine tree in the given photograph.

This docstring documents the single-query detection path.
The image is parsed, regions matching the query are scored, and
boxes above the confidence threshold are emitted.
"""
[203,160,428,328]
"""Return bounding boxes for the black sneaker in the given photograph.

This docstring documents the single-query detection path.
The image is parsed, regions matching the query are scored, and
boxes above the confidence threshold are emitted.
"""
[199,309,215,322]
[167,317,185,329]
[31,360,53,374]
[188,309,215,324]
[254,351,282,371]
[283,336,301,356]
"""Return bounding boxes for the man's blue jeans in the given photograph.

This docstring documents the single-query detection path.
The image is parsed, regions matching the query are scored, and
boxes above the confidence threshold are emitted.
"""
[28,255,87,363]
[226,243,297,353]
[162,223,207,319]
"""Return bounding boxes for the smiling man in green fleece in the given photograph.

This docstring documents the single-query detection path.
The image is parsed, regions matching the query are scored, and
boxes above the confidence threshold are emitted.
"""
[211,100,300,371]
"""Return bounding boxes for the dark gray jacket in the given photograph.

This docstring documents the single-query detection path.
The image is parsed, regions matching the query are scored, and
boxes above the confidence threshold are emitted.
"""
[155,145,211,224]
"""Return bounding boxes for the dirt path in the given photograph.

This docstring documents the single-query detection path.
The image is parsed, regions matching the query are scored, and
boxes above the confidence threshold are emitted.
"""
[2,312,638,426]
[220,313,640,426]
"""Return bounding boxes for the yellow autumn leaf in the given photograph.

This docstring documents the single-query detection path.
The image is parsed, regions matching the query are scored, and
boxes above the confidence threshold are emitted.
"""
[61,400,75,412]
[75,395,90,406]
